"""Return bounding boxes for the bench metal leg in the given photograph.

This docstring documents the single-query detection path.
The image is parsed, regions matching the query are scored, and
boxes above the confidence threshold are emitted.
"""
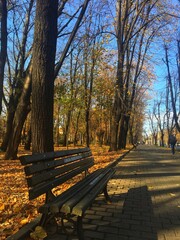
[40,213,84,238]
[61,214,76,235]
[77,216,84,240]
[103,185,112,203]
[39,213,49,226]
[61,214,84,239]
[39,213,58,235]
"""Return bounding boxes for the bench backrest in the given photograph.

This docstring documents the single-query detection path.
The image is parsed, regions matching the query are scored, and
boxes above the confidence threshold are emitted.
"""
[19,147,93,200]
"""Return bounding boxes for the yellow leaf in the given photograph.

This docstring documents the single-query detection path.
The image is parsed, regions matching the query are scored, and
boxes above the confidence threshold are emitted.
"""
[13,205,21,213]
[30,226,47,239]
[20,219,29,225]
[0,203,5,211]
[30,232,39,240]
[170,193,176,196]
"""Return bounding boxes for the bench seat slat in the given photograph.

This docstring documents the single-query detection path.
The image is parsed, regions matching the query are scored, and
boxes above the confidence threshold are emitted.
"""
[27,157,94,187]
[72,168,115,216]
[20,147,90,164]
[39,168,103,213]
[60,168,112,214]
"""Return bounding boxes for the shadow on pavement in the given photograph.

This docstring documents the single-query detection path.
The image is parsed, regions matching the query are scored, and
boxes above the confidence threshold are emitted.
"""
[120,185,157,240]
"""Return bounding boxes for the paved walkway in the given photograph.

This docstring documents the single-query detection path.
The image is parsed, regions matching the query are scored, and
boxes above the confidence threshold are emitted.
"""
[46,145,180,240]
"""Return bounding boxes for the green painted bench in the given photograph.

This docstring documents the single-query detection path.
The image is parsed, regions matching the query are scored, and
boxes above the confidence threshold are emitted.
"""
[19,147,115,239]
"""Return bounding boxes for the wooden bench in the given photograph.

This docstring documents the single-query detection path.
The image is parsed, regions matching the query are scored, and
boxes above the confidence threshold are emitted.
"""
[19,147,115,239]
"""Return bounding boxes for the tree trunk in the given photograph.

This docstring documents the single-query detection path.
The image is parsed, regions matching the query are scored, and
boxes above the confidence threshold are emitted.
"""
[63,110,71,147]
[24,127,31,150]
[165,45,180,132]
[109,43,124,150]
[129,122,134,145]
[0,0,7,114]
[118,114,130,150]
[2,0,34,157]
[104,120,110,145]
[31,0,58,153]
[4,72,31,159]
[0,109,14,151]
[74,110,81,146]
[109,0,126,151]
[1,80,26,152]
[85,109,90,147]
[153,133,157,145]
[55,105,60,147]
[109,106,119,151]
[118,115,125,149]
[1,64,32,155]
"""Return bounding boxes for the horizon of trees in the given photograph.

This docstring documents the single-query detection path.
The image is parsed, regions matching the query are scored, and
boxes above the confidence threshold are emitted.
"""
[0,0,180,159]
[146,38,180,146]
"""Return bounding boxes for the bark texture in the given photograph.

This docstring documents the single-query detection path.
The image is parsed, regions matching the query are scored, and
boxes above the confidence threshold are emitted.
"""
[31,0,58,153]
[0,0,7,113]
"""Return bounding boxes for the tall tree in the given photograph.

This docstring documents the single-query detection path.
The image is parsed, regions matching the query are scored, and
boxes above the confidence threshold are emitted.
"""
[2,0,34,158]
[164,44,180,132]
[62,49,81,147]
[110,0,153,150]
[153,98,166,146]
[31,0,58,153]
[4,67,32,159]
[0,0,7,114]
[3,0,90,159]
[110,0,173,151]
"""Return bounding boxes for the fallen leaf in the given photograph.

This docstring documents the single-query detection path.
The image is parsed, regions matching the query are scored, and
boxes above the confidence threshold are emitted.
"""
[0,203,5,211]
[20,218,29,225]
[170,193,176,196]
[30,226,47,239]
[13,204,22,213]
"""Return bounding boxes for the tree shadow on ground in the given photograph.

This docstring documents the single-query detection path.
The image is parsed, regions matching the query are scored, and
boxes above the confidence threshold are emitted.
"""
[120,185,157,240]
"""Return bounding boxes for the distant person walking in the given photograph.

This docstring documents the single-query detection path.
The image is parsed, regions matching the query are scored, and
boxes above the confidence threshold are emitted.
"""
[169,134,177,155]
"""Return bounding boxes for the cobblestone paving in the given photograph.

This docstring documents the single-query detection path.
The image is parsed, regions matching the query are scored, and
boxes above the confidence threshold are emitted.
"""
[46,145,180,240]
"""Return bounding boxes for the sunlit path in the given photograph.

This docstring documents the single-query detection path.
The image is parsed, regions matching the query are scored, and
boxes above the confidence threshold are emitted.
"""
[44,145,180,239]
[113,145,180,240]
